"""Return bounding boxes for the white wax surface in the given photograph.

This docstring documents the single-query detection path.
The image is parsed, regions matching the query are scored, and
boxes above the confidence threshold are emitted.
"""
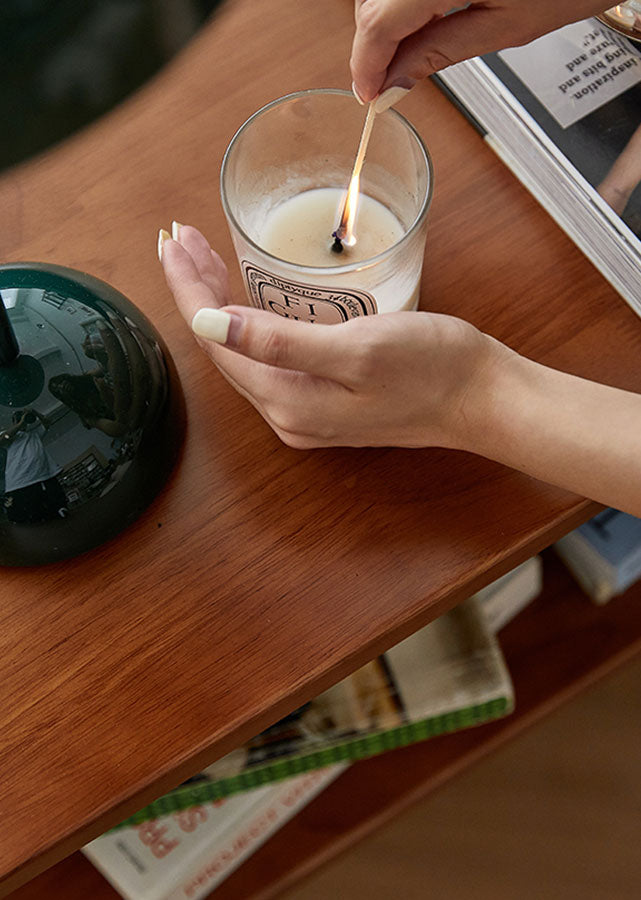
[259,188,404,267]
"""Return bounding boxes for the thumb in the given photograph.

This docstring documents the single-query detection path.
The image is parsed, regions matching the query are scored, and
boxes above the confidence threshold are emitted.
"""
[191,306,358,384]
[351,0,441,102]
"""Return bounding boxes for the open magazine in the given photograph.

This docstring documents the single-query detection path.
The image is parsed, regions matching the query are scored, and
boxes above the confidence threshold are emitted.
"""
[435,18,641,316]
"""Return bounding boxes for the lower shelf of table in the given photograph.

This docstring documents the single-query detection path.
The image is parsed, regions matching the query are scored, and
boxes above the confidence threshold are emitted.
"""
[10,550,641,900]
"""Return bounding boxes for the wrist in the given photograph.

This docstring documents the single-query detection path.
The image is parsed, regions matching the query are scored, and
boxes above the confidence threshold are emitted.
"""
[451,340,641,515]
[447,333,521,455]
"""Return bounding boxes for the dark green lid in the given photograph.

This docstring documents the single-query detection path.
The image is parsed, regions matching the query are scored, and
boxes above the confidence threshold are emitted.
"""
[0,263,185,566]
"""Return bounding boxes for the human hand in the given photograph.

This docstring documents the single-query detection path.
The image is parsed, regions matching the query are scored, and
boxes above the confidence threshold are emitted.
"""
[351,0,609,102]
[159,224,508,450]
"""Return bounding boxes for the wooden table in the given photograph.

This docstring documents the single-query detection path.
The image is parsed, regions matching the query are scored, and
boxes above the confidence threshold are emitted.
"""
[2,0,641,896]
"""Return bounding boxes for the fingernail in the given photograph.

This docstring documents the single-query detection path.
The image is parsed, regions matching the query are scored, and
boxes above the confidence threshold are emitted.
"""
[373,85,411,114]
[191,308,232,344]
[157,228,171,261]
[171,220,184,241]
[352,81,366,105]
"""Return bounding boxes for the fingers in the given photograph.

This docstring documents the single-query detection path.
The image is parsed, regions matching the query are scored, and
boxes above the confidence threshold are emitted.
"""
[351,2,552,99]
[161,226,355,387]
[160,226,230,325]
[382,7,517,88]
[191,304,370,386]
[185,309,356,449]
[159,223,354,381]
[173,224,230,299]
[157,223,360,444]
[351,1,400,102]
[351,0,447,100]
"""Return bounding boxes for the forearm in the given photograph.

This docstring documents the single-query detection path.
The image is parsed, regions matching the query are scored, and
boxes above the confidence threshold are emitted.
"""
[462,347,641,516]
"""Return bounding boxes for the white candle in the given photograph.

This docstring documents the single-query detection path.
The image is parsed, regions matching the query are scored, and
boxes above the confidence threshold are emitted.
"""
[245,188,420,322]
[253,187,420,317]
[259,187,403,267]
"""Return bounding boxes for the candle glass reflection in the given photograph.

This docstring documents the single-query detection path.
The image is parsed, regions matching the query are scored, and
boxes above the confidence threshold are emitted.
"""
[220,90,433,324]
[598,3,641,41]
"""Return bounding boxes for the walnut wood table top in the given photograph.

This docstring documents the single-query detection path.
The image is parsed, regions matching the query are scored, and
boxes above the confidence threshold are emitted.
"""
[1,0,638,893]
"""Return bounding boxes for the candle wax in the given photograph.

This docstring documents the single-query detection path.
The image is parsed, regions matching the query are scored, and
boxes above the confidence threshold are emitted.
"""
[259,188,404,267]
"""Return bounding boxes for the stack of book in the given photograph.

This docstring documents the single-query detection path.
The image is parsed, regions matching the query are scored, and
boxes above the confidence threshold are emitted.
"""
[555,509,641,603]
[83,767,346,900]
[84,564,542,899]
[474,556,542,632]
[434,17,641,316]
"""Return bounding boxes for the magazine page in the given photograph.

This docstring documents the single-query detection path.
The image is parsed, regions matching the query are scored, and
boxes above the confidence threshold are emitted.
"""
[484,19,641,237]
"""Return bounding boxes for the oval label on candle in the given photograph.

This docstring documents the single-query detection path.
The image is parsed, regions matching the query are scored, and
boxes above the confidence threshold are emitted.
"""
[242,262,378,323]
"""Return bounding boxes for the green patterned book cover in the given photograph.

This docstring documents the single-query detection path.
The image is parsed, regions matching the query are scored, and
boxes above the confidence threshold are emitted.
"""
[115,595,514,829]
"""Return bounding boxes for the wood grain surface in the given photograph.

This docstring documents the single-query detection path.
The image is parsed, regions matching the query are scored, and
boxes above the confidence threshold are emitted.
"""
[10,551,641,900]
[1,0,639,894]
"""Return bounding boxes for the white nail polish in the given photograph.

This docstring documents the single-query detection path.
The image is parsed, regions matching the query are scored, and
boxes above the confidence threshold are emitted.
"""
[352,81,366,105]
[191,308,231,344]
[373,86,410,113]
[171,221,182,241]
[157,228,170,261]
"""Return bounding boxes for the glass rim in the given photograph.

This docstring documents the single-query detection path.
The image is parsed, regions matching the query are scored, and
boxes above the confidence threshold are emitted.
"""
[220,88,434,275]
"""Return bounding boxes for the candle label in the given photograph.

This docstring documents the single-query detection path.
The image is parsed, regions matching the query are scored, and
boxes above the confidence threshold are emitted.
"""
[242,262,378,323]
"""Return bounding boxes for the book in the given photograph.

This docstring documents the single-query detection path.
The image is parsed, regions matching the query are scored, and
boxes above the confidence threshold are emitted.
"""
[474,556,543,631]
[116,595,514,827]
[82,765,346,900]
[555,508,641,603]
[434,17,641,317]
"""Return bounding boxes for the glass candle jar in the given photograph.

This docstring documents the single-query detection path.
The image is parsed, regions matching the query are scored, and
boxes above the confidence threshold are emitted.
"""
[220,89,433,325]
[598,3,641,41]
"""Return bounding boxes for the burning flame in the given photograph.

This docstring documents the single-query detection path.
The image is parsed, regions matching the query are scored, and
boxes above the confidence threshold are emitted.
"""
[334,101,376,250]
[337,172,360,246]
[608,3,637,23]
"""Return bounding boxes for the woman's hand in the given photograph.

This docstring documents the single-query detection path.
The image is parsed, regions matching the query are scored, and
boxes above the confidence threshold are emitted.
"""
[160,224,506,450]
[159,225,641,516]
[351,0,610,102]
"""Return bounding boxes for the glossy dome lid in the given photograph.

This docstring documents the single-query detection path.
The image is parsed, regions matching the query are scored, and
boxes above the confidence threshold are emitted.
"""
[0,263,185,566]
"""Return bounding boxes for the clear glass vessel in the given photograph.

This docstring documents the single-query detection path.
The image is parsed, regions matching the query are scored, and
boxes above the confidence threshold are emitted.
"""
[220,89,433,324]
[598,3,641,41]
